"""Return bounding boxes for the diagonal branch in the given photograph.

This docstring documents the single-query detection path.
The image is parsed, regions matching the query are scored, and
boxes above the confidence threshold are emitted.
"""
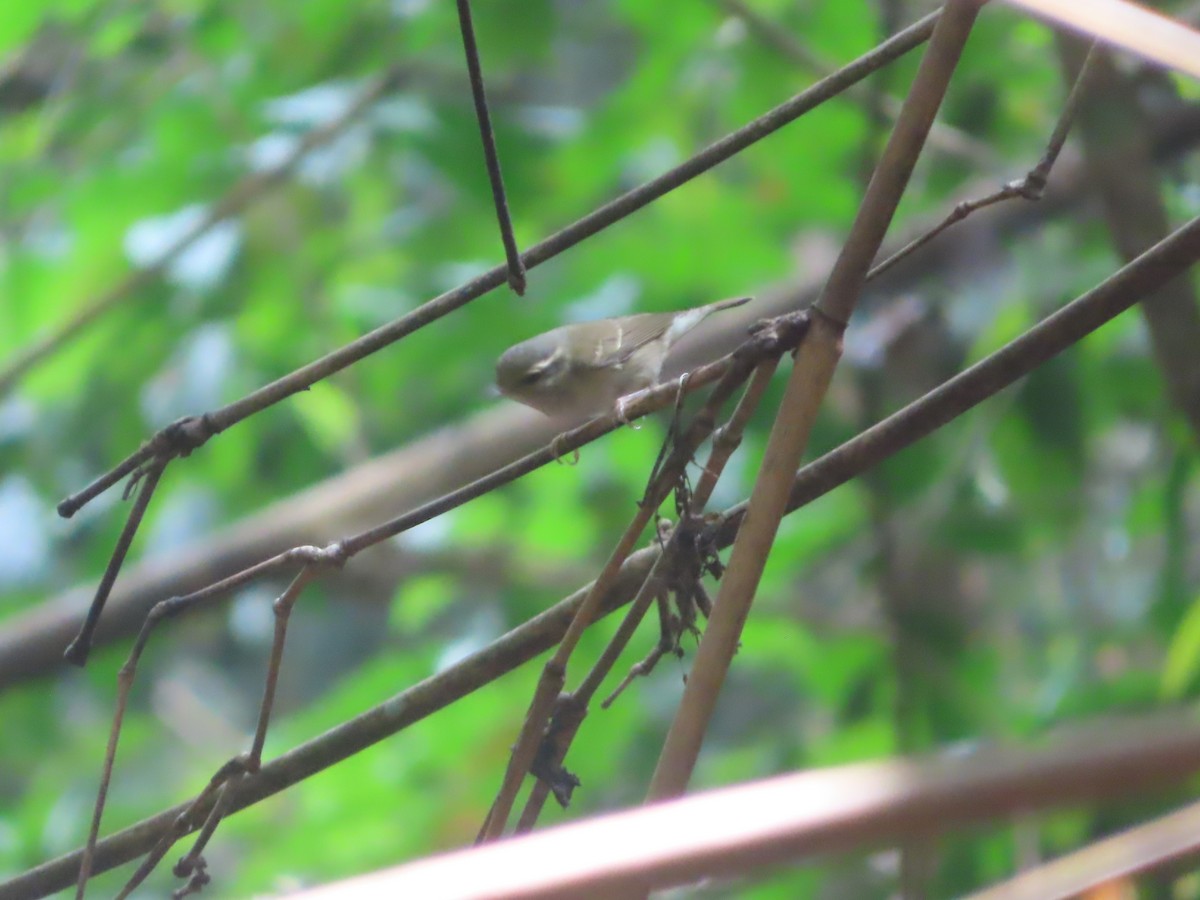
[963,796,1200,899]
[866,40,1099,282]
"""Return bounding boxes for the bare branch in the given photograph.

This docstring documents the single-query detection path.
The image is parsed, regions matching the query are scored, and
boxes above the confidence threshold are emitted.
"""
[867,41,1100,282]
[63,460,167,666]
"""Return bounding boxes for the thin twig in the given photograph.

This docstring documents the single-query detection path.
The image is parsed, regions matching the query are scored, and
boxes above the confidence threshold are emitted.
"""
[71,549,333,897]
[645,0,984,806]
[0,67,409,398]
[109,757,246,900]
[63,460,167,667]
[867,40,1100,281]
[455,0,525,294]
[692,359,779,509]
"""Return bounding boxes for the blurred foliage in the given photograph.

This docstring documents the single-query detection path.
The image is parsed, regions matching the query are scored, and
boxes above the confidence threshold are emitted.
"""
[1,0,1200,897]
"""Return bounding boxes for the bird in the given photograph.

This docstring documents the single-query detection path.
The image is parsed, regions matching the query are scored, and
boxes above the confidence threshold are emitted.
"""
[495,296,752,420]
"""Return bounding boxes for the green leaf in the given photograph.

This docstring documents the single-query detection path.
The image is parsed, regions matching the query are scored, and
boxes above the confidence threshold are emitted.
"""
[1162,593,1200,700]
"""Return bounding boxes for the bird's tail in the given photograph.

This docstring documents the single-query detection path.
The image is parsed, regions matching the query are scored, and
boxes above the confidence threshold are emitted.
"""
[667,296,754,342]
[705,296,753,315]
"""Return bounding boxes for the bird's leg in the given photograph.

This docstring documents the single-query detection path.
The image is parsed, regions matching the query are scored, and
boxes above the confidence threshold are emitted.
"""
[614,391,648,429]
[549,432,580,465]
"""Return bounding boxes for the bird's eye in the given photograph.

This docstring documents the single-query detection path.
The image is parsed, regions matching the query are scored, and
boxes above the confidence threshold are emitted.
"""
[520,366,546,385]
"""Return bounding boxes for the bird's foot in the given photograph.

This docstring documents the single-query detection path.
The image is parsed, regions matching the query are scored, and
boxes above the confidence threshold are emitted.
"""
[550,433,580,465]
[615,391,649,429]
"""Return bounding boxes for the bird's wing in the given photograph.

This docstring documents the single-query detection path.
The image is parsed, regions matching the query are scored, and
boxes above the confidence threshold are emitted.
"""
[581,312,677,368]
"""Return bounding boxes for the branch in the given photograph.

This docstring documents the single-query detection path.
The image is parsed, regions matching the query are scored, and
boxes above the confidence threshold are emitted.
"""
[866,39,1099,282]
[455,0,525,293]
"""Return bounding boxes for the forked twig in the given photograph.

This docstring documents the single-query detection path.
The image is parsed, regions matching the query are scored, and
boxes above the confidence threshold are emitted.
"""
[867,40,1099,282]
[76,562,335,898]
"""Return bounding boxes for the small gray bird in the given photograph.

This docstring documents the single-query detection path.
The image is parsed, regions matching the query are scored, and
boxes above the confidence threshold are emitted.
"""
[495,296,751,419]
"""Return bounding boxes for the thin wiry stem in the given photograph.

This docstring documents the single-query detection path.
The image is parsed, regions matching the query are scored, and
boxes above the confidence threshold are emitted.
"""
[455,0,526,294]
[867,41,1099,281]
